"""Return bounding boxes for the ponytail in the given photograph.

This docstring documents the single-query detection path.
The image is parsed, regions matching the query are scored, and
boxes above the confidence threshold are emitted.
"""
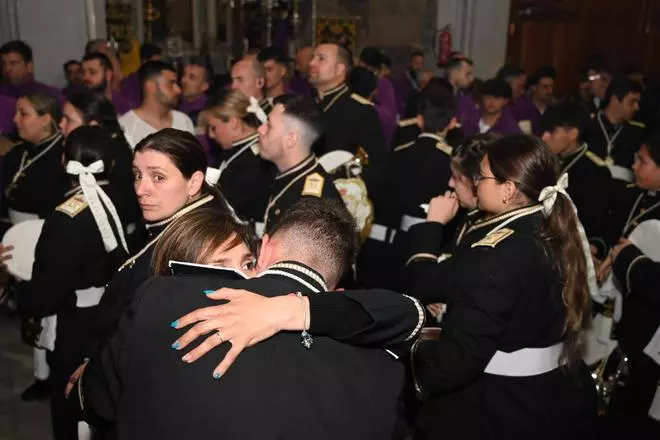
[541,192,591,366]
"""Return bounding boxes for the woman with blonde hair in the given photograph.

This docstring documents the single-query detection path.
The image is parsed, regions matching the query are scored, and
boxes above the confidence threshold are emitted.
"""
[204,89,273,222]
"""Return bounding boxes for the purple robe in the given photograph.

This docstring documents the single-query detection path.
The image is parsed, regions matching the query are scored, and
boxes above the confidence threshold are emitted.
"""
[392,72,417,117]
[120,72,142,106]
[0,94,17,135]
[375,77,397,146]
[510,96,543,136]
[111,92,136,116]
[178,94,208,125]
[462,108,522,137]
[456,91,479,127]
[288,74,314,98]
[0,78,64,105]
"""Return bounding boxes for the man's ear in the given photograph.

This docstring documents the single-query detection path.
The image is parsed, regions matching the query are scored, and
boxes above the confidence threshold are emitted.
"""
[26,61,34,74]
[202,81,210,94]
[257,234,272,270]
[567,127,580,144]
[416,114,424,130]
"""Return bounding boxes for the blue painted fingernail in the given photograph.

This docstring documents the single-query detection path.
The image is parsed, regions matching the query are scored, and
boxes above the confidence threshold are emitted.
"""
[204,289,215,295]
[171,341,180,350]
[213,372,221,379]
[170,320,179,328]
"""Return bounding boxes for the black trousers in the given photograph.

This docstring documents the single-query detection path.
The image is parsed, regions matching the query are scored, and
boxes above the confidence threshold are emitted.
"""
[48,349,82,440]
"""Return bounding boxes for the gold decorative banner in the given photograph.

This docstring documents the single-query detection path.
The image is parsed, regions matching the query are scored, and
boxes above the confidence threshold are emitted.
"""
[315,18,357,54]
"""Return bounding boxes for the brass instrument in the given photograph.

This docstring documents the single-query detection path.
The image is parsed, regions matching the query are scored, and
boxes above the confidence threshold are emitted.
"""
[591,346,629,416]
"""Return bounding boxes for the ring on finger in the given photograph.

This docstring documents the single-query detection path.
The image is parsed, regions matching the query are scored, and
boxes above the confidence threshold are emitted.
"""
[215,330,224,344]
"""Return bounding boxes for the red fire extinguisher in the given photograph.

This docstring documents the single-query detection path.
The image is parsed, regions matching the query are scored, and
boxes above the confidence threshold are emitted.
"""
[438,25,452,66]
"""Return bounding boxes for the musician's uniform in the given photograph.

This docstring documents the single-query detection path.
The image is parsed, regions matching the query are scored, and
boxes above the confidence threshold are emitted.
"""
[260,97,274,115]
[585,111,647,173]
[1,133,67,225]
[81,262,424,439]
[392,118,464,152]
[391,133,454,288]
[211,133,274,222]
[262,155,343,234]
[410,206,597,439]
[559,145,613,240]
[600,185,660,437]
[17,183,131,440]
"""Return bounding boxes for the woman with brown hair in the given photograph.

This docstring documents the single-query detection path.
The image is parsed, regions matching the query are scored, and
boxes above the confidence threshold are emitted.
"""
[410,134,597,439]
[151,207,258,277]
[204,89,273,222]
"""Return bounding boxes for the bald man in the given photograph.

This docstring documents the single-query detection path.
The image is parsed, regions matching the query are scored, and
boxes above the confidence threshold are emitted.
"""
[231,58,272,113]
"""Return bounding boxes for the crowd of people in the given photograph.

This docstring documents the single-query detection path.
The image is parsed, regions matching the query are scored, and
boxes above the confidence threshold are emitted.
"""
[0,34,659,440]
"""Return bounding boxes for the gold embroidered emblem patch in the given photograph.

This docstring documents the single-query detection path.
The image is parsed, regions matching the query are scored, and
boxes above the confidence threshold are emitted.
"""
[471,228,514,248]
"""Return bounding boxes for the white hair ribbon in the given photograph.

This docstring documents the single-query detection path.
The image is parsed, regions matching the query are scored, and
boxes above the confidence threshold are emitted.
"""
[538,172,569,216]
[538,173,599,300]
[65,160,129,254]
[246,96,268,125]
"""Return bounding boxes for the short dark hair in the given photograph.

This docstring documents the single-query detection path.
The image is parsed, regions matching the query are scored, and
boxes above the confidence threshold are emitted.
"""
[604,75,643,106]
[410,51,424,60]
[273,94,324,146]
[496,64,525,82]
[348,66,377,98]
[527,66,556,87]
[68,91,123,136]
[257,46,289,66]
[63,60,80,72]
[151,207,257,276]
[381,54,392,68]
[138,60,177,90]
[64,125,115,181]
[480,78,512,99]
[359,46,383,70]
[452,133,498,182]
[321,42,352,73]
[140,43,162,61]
[85,39,107,54]
[82,52,113,72]
[445,56,473,73]
[0,40,33,63]
[135,128,207,179]
[185,56,213,84]
[270,198,358,288]
[540,101,591,143]
[417,77,456,133]
[644,134,660,166]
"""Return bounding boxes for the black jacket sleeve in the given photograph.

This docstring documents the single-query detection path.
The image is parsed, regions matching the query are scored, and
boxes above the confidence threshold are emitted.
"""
[412,244,519,395]
[613,244,660,308]
[308,289,424,346]
[17,211,84,318]
[404,222,456,305]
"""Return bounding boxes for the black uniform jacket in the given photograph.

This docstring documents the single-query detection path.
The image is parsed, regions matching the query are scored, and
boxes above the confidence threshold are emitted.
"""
[82,262,425,440]
[92,193,228,346]
[315,84,390,220]
[560,145,613,240]
[585,111,647,169]
[614,244,660,359]
[1,133,67,218]
[17,184,130,368]
[263,155,343,233]
[594,184,660,256]
[411,206,597,439]
[404,209,481,305]
[214,132,274,222]
[393,132,453,223]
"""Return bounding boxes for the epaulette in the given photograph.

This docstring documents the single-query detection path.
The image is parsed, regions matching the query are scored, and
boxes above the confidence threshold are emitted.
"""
[302,172,325,197]
[628,120,646,129]
[56,194,88,218]
[471,228,514,248]
[436,142,453,156]
[393,141,415,152]
[350,93,374,106]
[584,150,608,167]
[397,117,418,128]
